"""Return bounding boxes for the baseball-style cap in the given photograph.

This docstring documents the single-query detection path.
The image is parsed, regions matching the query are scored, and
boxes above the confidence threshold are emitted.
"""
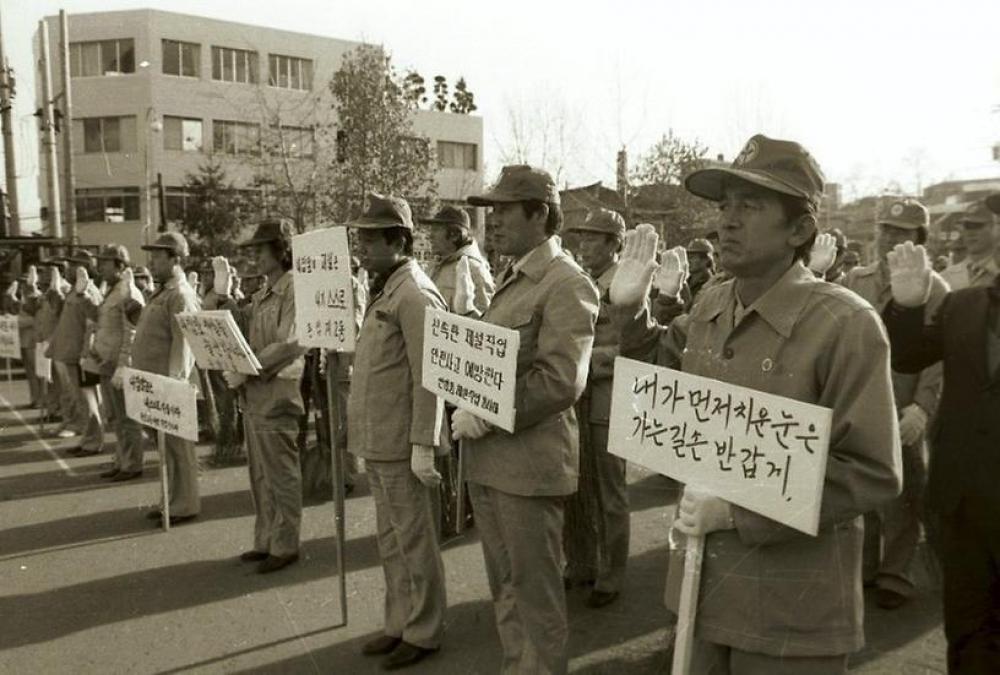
[67,249,96,266]
[685,134,825,209]
[240,218,295,247]
[468,165,560,206]
[350,193,414,230]
[420,205,471,230]
[39,257,68,270]
[142,231,190,257]
[133,265,152,280]
[566,208,626,239]
[96,243,130,264]
[986,193,1000,216]
[877,199,929,231]
[959,199,996,226]
[686,238,714,255]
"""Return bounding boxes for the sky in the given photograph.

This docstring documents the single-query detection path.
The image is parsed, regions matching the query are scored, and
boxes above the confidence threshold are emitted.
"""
[4,0,1000,230]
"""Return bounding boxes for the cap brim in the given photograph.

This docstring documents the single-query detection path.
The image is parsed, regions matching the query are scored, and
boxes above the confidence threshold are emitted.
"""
[685,167,808,202]
[140,244,175,251]
[418,217,469,227]
[985,193,1000,216]
[467,191,524,207]
[875,218,925,230]
[348,218,410,229]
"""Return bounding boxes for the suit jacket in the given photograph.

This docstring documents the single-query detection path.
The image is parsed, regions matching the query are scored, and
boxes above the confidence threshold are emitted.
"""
[464,237,600,497]
[884,285,1000,516]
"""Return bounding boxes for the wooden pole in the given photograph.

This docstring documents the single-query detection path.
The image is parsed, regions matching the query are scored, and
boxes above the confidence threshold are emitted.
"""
[58,11,77,244]
[158,430,170,532]
[455,440,466,532]
[671,534,705,674]
[38,20,61,239]
[325,352,347,626]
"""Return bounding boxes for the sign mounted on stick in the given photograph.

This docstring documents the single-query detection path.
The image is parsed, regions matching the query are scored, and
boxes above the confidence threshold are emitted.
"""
[122,367,199,442]
[0,315,20,359]
[291,226,356,351]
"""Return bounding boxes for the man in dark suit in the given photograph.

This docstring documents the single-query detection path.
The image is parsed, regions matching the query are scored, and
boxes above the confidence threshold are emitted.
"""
[883,194,1000,674]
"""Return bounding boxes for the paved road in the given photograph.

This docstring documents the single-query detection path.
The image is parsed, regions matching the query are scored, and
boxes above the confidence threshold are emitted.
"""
[0,375,946,673]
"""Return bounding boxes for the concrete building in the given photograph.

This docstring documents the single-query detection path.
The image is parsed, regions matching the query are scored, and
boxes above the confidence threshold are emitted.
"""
[35,9,484,262]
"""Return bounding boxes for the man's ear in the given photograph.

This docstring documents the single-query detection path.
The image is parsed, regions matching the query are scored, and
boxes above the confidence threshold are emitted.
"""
[788,213,817,249]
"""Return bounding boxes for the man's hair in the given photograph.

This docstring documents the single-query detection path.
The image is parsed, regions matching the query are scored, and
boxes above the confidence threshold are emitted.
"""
[521,200,563,236]
[380,227,414,256]
[264,237,294,271]
[776,193,818,263]
[444,223,473,250]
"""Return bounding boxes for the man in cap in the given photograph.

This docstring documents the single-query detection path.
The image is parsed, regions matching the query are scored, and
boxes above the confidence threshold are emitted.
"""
[611,135,901,673]
[35,259,71,425]
[423,205,495,317]
[46,249,105,456]
[844,199,949,610]
[941,200,999,290]
[561,207,630,608]
[882,192,1000,674]
[133,266,155,300]
[685,237,718,300]
[453,165,600,674]
[348,194,449,670]
[199,259,243,466]
[8,266,43,409]
[116,232,201,526]
[211,219,307,573]
[85,244,147,481]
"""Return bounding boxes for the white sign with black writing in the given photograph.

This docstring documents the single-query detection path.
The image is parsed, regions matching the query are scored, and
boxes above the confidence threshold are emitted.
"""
[421,308,519,433]
[609,357,832,535]
[122,367,199,442]
[291,226,356,351]
[0,314,20,359]
[176,310,261,375]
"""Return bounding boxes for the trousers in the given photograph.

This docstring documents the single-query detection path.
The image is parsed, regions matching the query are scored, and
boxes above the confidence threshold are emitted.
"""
[246,413,302,557]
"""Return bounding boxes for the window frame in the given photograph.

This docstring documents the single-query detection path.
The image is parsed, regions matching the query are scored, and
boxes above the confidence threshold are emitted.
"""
[162,39,201,78]
[267,53,313,91]
[211,45,259,85]
[69,38,136,78]
[74,187,141,223]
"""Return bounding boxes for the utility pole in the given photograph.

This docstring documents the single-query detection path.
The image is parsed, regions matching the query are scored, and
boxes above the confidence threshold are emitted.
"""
[59,10,77,244]
[39,20,62,239]
[0,5,20,235]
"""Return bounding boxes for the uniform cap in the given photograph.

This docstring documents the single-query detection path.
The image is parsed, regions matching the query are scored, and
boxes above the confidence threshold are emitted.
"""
[685,134,825,209]
[566,208,626,239]
[66,249,97,266]
[240,218,295,247]
[685,238,714,254]
[141,231,190,257]
[133,265,152,280]
[420,205,471,229]
[350,193,414,230]
[468,165,560,206]
[96,243,130,264]
[877,199,929,231]
[959,199,997,226]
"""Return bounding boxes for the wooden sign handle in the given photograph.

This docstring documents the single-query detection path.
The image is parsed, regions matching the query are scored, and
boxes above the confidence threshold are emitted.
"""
[158,430,170,532]
[672,533,705,674]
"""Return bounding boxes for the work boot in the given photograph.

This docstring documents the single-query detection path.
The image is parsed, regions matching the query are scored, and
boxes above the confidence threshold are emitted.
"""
[239,550,269,562]
[361,635,402,656]
[381,642,438,670]
[257,553,299,574]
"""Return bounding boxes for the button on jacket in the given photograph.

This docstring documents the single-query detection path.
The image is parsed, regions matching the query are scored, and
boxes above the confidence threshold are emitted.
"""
[348,259,448,461]
[620,262,902,657]
[129,272,200,378]
[430,240,495,316]
[464,237,600,497]
[47,283,103,363]
[91,278,145,376]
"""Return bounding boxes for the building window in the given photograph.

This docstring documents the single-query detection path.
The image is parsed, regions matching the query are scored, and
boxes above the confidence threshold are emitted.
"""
[74,116,137,154]
[437,141,477,170]
[75,187,140,222]
[165,187,259,224]
[163,116,203,152]
[211,46,258,84]
[162,39,200,77]
[213,119,260,155]
[268,54,312,90]
[69,39,135,77]
[270,125,314,158]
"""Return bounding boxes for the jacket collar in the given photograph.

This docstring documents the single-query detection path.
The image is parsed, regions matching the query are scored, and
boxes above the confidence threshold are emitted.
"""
[697,262,816,339]
[512,236,561,283]
[262,270,292,297]
[381,259,420,297]
[439,240,486,267]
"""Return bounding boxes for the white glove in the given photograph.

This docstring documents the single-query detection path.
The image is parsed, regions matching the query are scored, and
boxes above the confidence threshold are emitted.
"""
[654,246,689,300]
[119,268,138,302]
[410,444,442,488]
[111,366,126,389]
[223,371,247,389]
[453,256,477,315]
[4,280,16,299]
[886,242,932,308]
[74,267,90,294]
[673,486,735,536]
[609,224,660,306]
[212,256,233,296]
[26,266,38,288]
[899,404,928,447]
[807,233,838,275]
[49,267,63,292]
[451,408,492,441]
[187,271,199,289]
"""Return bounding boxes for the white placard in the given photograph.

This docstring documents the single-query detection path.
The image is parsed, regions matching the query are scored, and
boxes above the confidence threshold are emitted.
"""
[0,314,20,359]
[291,226,356,351]
[35,342,52,382]
[176,310,261,375]
[122,367,199,442]
[421,308,519,433]
[609,357,832,535]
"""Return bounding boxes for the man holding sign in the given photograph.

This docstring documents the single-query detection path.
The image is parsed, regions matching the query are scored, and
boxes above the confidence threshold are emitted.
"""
[611,135,901,673]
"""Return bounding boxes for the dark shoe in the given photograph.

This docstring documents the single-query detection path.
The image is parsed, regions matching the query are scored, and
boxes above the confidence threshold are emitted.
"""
[362,635,402,656]
[66,446,86,456]
[240,550,269,562]
[168,514,198,527]
[563,577,595,590]
[257,553,299,574]
[875,588,908,610]
[145,509,163,521]
[75,448,101,457]
[381,642,438,670]
[100,467,121,479]
[111,470,143,482]
[586,589,620,609]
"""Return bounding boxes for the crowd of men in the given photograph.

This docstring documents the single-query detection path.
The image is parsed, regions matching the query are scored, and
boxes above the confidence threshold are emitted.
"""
[3,132,999,674]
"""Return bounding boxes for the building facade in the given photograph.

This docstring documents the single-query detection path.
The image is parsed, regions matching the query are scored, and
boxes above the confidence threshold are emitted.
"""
[35,9,484,262]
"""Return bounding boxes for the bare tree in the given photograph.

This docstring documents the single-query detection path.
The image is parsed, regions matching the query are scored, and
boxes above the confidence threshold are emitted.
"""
[493,92,586,186]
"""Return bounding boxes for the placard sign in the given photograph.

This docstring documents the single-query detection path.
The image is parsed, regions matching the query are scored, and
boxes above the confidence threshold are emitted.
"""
[421,308,519,433]
[122,367,199,442]
[0,315,20,359]
[291,226,356,351]
[35,342,52,382]
[609,357,832,535]
[175,310,261,375]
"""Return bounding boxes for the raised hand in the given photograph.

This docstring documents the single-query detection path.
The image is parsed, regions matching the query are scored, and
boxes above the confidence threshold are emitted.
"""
[49,267,63,292]
[74,267,90,294]
[808,233,838,275]
[187,271,199,289]
[609,223,660,306]
[886,242,931,308]
[26,266,38,288]
[119,268,136,301]
[212,256,233,296]
[4,280,17,299]
[654,246,689,299]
